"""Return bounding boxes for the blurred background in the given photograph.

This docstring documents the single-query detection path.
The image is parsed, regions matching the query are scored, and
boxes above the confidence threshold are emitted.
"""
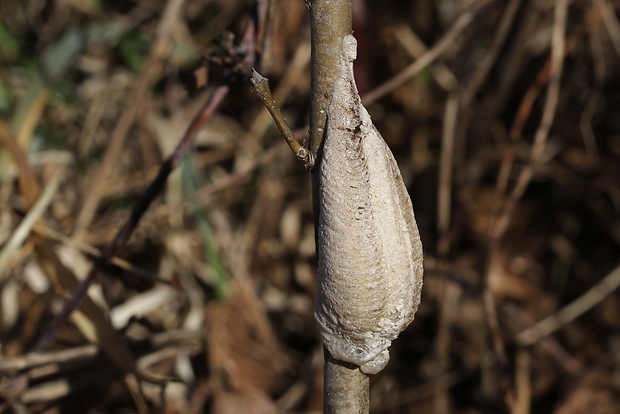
[1,0,620,412]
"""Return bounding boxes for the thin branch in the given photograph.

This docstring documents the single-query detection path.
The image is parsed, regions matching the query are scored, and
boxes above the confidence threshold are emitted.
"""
[250,69,315,169]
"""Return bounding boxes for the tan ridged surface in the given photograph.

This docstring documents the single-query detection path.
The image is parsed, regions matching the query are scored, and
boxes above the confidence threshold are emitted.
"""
[315,35,424,375]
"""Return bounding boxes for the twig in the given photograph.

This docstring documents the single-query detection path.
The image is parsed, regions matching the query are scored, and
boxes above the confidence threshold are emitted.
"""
[307,2,374,413]
[33,0,265,357]
[486,2,540,116]
[492,6,594,235]
[454,0,522,176]
[250,70,315,169]
[0,120,165,387]
[249,41,312,140]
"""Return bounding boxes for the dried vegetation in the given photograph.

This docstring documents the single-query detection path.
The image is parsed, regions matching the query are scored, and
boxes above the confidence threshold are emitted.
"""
[1,0,620,413]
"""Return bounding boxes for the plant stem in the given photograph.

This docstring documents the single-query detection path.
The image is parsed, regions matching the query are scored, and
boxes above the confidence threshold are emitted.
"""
[308,0,352,157]
[309,1,369,413]
[324,350,370,414]
[250,70,315,169]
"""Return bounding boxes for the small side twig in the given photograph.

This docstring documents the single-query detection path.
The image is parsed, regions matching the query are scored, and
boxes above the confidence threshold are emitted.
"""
[250,69,315,170]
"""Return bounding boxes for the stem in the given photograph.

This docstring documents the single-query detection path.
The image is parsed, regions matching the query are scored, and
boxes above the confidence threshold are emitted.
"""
[250,69,315,169]
[309,0,352,157]
[309,1,368,413]
[324,350,370,414]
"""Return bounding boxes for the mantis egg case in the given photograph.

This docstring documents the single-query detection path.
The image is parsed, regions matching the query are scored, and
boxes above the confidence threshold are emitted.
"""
[314,35,424,375]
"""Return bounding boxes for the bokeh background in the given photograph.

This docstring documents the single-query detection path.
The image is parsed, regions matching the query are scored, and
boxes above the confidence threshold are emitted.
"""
[1,0,620,412]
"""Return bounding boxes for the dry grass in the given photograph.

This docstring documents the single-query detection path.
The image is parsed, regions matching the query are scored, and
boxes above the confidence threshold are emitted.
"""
[1,0,620,413]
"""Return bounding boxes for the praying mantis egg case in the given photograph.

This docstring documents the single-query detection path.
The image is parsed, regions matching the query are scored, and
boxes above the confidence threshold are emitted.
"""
[314,35,424,375]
